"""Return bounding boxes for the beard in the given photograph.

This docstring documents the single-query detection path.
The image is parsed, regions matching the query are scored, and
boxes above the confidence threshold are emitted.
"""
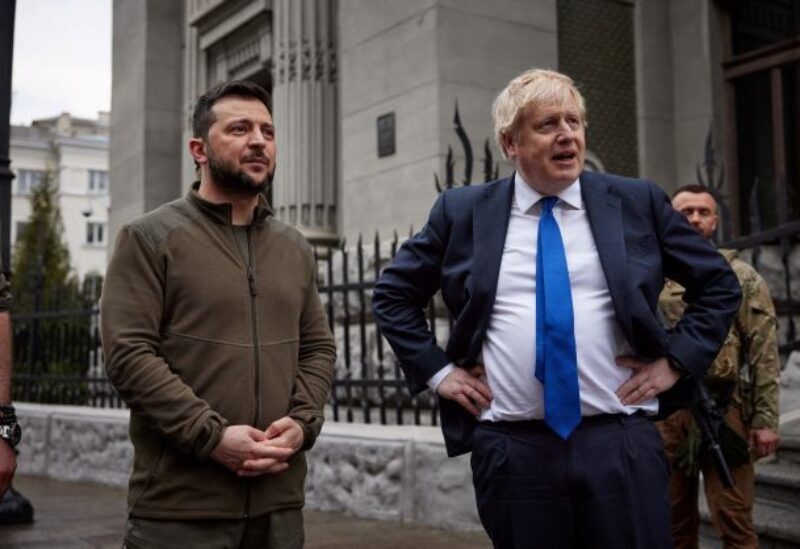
[207,148,274,197]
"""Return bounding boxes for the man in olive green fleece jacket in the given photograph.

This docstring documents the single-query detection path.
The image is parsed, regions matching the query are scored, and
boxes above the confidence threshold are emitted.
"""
[101,81,336,549]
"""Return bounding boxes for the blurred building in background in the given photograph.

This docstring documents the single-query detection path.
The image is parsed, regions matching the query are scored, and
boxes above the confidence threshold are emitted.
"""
[10,112,109,280]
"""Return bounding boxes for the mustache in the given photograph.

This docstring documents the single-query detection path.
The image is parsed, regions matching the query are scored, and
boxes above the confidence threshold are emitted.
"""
[243,152,270,163]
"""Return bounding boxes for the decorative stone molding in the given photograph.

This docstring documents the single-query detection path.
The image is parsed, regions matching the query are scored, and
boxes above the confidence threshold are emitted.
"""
[14,404,482,531]
[272,0,338,243]
[207,27,271,84]
[188,0,229,25]
[16,404,132,487]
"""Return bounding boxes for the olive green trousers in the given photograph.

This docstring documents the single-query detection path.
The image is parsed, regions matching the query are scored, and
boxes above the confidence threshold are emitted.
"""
[123,508,304,549]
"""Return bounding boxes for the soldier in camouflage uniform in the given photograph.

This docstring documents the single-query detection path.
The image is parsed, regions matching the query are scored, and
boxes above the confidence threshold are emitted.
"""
[657,184,781,549]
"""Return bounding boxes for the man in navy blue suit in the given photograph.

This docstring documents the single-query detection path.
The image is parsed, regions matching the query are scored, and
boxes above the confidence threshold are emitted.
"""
[372,69,742,549]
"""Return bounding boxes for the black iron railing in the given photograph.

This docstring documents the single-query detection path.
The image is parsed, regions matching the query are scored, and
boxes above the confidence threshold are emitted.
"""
[10,234,446,425]
[315,234,441,426]
[11,303,123,407]
[10,220,799,422]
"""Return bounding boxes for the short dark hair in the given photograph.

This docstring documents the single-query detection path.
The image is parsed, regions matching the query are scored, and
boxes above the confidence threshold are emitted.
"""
[192,80,272,139]
[672,183,713,200]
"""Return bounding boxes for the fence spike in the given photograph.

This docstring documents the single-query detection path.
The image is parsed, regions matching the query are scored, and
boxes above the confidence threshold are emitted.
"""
[445,146,454,189]
[453,101,473,185]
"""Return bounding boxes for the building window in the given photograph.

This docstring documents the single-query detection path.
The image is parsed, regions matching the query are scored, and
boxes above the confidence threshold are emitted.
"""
[88,170,109,194]
[722,2,800,235]
[15,221,29,242]
[86,222,106,246]
[16,170,45,195]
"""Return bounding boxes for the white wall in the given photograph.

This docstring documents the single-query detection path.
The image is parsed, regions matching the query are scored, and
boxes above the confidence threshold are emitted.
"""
[57,139,110,280]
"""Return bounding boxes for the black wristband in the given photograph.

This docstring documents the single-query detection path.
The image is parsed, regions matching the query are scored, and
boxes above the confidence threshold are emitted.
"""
[0,405,16,424]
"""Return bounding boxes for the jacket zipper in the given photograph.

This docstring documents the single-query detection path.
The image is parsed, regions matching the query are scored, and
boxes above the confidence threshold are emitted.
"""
[246,227,260,428]
[246,226,261,519]
[230,223,261,519]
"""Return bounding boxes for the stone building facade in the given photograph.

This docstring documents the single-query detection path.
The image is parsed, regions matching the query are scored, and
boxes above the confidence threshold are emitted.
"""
[110,0,799,246]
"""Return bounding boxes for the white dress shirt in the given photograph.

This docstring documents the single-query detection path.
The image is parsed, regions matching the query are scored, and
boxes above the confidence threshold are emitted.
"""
[429,174,658,420]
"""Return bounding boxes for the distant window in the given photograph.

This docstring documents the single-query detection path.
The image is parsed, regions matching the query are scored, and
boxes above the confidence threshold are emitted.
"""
[86,222,106,245]
[15,221,29,242]
[88,170,108,194]
[16,170,45,195]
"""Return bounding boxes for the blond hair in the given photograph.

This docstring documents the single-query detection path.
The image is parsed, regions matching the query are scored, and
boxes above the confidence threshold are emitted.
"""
[492,69,587,159]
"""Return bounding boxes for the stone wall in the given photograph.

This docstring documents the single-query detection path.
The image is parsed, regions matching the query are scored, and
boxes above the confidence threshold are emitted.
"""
[14,404,481,531]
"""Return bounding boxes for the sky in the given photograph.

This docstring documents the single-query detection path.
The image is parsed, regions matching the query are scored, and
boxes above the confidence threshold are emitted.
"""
[10,0,112,125]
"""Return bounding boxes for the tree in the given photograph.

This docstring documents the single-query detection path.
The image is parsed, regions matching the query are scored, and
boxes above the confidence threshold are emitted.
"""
[10,172,91,404]
[11,171,79,312]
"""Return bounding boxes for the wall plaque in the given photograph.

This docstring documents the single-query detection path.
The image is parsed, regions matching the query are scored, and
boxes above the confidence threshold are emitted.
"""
[377,112,396,157]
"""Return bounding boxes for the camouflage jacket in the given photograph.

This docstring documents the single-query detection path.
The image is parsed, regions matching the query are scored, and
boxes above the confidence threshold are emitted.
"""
[660,249,780,430]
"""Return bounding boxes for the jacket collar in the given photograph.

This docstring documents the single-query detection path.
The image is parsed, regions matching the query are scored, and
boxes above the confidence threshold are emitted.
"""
[188,181,273,226]
[514,172,583,213]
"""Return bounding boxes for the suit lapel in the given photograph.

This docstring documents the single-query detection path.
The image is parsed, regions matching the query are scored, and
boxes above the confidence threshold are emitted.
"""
[581,172,632,337]
[469,177,514,353]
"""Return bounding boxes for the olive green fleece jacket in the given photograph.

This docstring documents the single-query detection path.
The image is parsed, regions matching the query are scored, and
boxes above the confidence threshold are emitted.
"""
[100,186,336,520]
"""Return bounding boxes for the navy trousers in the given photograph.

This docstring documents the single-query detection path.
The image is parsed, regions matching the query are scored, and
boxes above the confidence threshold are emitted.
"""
[471,414,672,549]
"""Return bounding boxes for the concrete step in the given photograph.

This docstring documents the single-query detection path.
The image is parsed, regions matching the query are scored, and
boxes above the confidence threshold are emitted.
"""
[754,461,800,508]
[777,435,800,465]
[699,492,800,549]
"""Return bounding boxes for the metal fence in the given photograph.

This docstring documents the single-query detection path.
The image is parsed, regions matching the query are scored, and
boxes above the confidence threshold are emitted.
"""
[10,224,800,425]
[315,234,441,426]
[11,303,120,408]
[9,234,444,425]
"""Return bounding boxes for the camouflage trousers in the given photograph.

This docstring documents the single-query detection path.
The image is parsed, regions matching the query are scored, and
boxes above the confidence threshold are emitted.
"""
[657,407,757,549]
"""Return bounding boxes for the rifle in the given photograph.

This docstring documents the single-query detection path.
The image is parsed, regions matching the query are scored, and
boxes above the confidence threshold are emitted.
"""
[689,380,735,489]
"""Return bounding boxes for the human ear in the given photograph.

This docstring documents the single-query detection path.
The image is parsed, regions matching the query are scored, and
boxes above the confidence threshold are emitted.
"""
[188,138,207,164]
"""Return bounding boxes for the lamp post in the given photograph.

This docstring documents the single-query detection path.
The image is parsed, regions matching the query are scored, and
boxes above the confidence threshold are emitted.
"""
[0,0,16,276]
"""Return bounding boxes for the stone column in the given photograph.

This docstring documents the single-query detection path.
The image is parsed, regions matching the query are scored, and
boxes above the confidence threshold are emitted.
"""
[272,0,338,244]
[110,0,184,247]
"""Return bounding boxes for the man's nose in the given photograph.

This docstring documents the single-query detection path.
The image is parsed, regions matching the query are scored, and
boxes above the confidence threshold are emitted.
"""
[248,130,267,147]
[686,213,704,228]
[556,121,575,140]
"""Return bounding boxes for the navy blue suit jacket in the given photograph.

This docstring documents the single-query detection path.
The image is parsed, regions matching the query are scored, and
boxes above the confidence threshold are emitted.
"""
[372,172,741,456]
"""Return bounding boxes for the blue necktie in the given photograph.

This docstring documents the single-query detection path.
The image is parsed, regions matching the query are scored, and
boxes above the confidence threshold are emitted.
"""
[535,196,581,439]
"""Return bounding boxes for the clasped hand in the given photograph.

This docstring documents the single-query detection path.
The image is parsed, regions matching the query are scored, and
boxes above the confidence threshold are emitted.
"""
[210,416,304,477]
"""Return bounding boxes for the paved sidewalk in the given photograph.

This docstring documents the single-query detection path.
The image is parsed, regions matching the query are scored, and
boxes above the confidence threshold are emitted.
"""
[1,476,490,548]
